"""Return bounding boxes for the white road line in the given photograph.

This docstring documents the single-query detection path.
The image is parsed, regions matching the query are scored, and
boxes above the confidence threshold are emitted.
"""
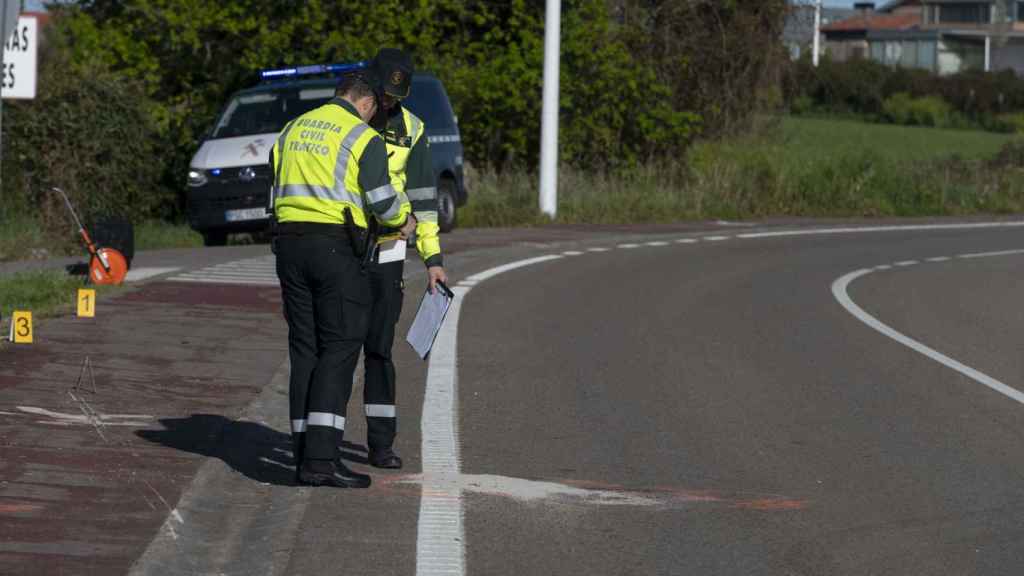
[702,236,730,241]
[894,260,918,267]
[562,251,584,256]
[414,222,1024,575]
[419,254,562,576]
[125,267,180,282]
[959,248,1024,259]
[169,255,277,286]
[168,272,278,282]
[926,256,951,262]
[738,221,1024,239]
[645,241,670,247]
[832,248,1024,406]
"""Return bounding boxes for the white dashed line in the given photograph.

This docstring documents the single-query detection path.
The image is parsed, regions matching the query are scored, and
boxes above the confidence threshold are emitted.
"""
[926,256,951,262]
[894,260,918,267]
[959,248,1024,259]
[417,222,1024,576]
[738,221,1024,239]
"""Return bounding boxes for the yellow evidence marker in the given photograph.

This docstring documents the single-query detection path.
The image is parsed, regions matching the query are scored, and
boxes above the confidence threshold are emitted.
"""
[10,311,33,343]
[77,288,96,318]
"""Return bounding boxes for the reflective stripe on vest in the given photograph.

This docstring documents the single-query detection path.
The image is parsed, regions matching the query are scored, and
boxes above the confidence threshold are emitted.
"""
[272,103,377,228]
[385,107,424,194]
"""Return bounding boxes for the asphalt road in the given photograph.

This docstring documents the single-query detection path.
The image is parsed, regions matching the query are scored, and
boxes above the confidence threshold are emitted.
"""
[4,220,1024,575]
[455,226,1024,575]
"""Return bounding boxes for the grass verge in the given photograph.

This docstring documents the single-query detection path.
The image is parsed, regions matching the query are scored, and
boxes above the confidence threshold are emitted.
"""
[0,213,52,261]
[134,220,203,250]
[459,116,1024,227]
[0,214,202,262]
[0,270,121,343]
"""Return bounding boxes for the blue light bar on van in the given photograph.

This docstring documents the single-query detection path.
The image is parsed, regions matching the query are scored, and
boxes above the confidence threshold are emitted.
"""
[259,61,368,81]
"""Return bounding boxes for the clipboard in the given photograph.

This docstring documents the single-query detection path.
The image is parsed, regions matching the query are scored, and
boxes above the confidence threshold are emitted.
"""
[405,281,455,360]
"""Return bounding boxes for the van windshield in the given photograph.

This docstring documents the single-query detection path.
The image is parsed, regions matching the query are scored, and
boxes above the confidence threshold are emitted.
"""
[211,87,335,139]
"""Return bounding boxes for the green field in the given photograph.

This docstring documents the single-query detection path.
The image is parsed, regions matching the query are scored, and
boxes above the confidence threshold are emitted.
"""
[775,116,1018,162]
[460,116,1024,227]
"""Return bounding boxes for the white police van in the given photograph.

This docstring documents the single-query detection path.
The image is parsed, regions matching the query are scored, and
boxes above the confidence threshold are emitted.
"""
[186,63,467,246]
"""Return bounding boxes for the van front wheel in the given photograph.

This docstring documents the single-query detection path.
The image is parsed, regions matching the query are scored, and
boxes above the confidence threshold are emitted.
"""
[437,178,457,233]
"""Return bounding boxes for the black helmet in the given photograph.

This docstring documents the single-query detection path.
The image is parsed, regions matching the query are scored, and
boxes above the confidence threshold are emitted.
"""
[371,48,413,99]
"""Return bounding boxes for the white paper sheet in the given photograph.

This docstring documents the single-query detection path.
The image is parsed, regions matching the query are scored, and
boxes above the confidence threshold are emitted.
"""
[377,238,407,264]
[405,285,454,359]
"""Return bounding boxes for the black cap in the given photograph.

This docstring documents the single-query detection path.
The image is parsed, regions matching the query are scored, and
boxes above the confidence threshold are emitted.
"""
[345,62,383,95]
[371,48,413,99]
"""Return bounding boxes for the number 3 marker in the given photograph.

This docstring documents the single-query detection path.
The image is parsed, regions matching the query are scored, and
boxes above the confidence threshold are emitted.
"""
[10,311,32,343]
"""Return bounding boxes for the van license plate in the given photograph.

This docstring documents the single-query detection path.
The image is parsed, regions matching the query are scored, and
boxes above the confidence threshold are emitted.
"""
[225,208,267,222]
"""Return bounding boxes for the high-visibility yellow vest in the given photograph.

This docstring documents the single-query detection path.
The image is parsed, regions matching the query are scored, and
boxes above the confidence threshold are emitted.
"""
[387,107,424,195]
[383,108,441,263]
[272,101,384,229]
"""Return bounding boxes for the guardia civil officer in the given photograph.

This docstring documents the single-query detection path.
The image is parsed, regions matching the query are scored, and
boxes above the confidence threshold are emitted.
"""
[360,48,448,469]
[271,66,414,488]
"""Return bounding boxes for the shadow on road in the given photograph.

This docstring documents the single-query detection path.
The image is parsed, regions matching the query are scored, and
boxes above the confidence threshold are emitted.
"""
[136,414,370,487]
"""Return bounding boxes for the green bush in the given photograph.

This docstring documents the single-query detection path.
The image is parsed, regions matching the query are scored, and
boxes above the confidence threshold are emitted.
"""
[881,92,915,125]
[999,113,1024,133]
[2,19,168,239]
[785,58,1024,131]
[882,93,953,127]
[790,95,815,115]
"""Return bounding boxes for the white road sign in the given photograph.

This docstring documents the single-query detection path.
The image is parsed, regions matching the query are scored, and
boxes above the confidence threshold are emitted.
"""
[2,16,37,99]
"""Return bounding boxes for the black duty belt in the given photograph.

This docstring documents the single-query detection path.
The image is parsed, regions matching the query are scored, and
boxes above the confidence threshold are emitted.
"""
[275,221,355,239]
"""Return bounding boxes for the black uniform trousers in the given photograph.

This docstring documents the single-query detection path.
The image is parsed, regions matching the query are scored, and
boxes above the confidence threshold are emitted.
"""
[363,258,405,452]
[275,228,371,464]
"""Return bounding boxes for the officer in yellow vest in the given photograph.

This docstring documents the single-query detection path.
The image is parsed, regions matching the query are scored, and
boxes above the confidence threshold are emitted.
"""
[361,48,447,469]
[271,66,414,488]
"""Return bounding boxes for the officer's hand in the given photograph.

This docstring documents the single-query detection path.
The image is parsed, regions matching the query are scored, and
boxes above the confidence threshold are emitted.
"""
[399,214,418,240]
[427,266,448,294]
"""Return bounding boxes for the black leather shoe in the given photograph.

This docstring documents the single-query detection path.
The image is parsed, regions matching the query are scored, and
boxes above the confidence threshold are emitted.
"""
[369,448,403,469]
[298,461,372,488]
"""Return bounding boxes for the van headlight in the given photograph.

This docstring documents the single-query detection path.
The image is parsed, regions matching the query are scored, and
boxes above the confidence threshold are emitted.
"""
[187,169,208,187]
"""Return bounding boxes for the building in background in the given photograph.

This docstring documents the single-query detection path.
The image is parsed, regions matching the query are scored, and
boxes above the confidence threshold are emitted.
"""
[784,2,856,60]
[822,0,1024,75]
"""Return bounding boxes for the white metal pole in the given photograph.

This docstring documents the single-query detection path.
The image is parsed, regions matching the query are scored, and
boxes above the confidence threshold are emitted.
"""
[539,0,560,219]
[812,0,822,67]
[985,34,991,71]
